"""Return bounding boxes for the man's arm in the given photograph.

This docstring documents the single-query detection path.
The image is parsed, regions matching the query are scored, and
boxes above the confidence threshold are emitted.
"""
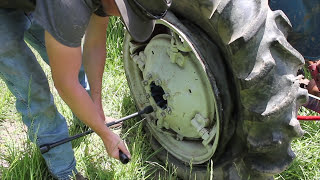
[83,14,109,120]
[45,31,130,160]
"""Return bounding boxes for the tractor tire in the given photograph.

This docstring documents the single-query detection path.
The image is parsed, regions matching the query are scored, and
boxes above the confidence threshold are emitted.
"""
[123,0,308,179]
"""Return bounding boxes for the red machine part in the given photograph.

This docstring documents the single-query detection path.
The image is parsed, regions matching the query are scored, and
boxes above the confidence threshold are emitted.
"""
[298,115,320,121]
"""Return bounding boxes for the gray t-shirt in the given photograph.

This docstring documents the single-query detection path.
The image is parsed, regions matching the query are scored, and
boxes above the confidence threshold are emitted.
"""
[33,0,105,47]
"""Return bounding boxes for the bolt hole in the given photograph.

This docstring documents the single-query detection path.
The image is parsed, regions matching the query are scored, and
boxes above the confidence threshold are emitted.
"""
[152,51,154,55]
[189,89,192,93]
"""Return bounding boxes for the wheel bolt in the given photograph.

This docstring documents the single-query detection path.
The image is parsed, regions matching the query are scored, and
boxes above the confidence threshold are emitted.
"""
[142,80,148,86]
[155,79,162,86]
[161,111,166,117]
[147,73,152,80]
[163,93,170,100]
[166,107,172,114]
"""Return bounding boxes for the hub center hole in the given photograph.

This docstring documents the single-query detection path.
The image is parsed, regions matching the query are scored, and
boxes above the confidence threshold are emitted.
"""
[150,82,167,110]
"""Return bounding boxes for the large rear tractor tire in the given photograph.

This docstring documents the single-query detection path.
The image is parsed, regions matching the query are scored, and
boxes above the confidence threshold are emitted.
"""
[123,0,308,179]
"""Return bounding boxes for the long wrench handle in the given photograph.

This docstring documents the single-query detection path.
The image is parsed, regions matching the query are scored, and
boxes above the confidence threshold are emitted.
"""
[39,106,153,154]
[39,130,94,154]
[39,113,139,154]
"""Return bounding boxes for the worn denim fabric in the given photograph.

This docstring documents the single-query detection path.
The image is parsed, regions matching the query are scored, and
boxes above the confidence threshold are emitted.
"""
[0,9,77,180]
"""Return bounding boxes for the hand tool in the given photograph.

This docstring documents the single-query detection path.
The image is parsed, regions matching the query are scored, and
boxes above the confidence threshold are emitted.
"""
[39,105,154,164]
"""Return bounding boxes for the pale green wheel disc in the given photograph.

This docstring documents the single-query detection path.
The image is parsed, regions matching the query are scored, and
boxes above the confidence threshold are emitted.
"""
[123,19,221,164]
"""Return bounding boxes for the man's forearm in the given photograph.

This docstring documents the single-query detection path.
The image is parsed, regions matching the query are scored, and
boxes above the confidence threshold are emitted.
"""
[83,15,109,110]
[83,45,106,106]
[45,31,111,138]
[58,81,112,137]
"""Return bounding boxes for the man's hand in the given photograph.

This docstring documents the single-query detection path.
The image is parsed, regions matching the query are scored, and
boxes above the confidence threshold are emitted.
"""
[307,79,320,97]
[298,72,320,97]
[102,130,131,160]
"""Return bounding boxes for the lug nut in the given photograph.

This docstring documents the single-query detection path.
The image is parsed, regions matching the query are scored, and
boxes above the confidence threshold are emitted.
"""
[163,93,170,100]
[166,107,172,114]
[155,79,162,86]
[161,111,166,117]
[146,94,150,99]
[147,73,152,80]
[142,80,148,86]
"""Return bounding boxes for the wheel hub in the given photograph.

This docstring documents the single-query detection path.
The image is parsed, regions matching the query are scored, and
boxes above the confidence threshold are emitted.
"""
[140,34,216,139]
[123,19,221,164]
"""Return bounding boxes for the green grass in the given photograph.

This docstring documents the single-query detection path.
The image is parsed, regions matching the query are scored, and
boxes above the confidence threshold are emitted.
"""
[276,107,320,180]
[0,17,319,179]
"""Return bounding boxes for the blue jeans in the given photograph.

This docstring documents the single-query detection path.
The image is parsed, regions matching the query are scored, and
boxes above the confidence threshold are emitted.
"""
[0,9,87,179]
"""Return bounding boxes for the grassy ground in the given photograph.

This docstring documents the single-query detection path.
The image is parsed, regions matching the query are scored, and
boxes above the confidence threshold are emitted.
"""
[0,17,319,179]
[275,107,320,180]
